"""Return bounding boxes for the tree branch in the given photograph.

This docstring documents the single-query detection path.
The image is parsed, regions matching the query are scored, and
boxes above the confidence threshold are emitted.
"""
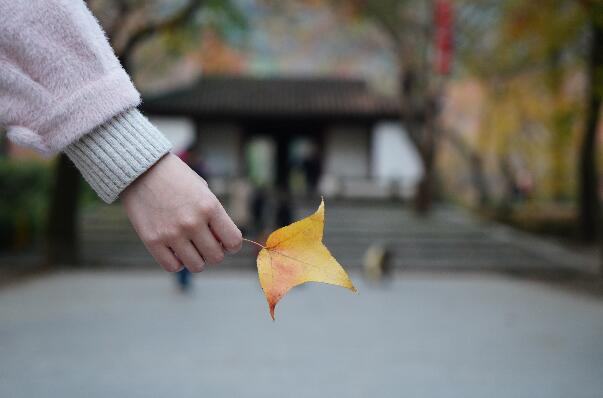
[106,0,134,40]
[117,0,204,60]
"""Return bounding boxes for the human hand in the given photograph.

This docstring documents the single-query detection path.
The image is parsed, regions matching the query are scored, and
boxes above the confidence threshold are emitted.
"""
[121,153,242,272]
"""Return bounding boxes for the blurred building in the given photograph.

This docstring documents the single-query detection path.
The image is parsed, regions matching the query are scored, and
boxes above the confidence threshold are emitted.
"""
[143,75,423,199]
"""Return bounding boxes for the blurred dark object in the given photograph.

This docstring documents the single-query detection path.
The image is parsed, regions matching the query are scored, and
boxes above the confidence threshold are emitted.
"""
[189,155,209,181]
[275,192,293,229]
[177,268,192,292]
[179,144,210,180]
[251,188,268,235]
[275,135,290,192]
[0,158,50,250]
[47,154,81,266]
[302,152,321,195]
[0,131,8,157]
[578,5,603,242]
[363,243,393,284]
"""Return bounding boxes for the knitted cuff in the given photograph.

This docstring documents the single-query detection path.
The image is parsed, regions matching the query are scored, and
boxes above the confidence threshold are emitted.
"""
[64,108,172,203]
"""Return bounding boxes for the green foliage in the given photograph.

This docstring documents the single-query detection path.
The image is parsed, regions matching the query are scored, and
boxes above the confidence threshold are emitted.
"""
[0,159,51,249]
[443,0,594,206]
[160,0,248,55]
[203,0,248,33]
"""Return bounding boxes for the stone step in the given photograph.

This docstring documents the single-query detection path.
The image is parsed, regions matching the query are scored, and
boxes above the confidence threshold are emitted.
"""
[77,202,574,272]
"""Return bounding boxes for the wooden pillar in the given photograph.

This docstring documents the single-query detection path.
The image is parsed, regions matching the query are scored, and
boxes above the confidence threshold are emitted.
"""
[275,134,290,191]
[366,123,374,179]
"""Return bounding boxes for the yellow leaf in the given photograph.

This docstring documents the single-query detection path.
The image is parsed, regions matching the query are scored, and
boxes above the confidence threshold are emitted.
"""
[253,199,356,320]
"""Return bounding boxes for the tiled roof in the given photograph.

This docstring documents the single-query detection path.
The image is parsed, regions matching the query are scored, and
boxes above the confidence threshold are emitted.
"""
[141,76,400,121]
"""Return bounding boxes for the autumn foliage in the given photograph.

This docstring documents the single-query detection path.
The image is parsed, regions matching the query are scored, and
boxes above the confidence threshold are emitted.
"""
[250,199,356,320]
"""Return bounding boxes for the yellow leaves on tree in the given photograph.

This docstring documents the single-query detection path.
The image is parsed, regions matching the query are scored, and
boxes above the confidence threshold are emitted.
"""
[248,199,356,320]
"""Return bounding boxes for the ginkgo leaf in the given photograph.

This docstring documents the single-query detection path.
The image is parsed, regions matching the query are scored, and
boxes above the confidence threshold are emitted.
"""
[251,199,356,320]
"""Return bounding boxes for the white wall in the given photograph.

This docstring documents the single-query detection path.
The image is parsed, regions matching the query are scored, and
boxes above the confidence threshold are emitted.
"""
[323,126,369,178]
[372,122,423,185]
[148,117,422,199]
[148,117,241,178]
[321,122,423,199]
[148,117,195,153]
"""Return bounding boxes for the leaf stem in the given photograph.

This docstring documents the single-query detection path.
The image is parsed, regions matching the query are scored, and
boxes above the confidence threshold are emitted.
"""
[242,238,266,249]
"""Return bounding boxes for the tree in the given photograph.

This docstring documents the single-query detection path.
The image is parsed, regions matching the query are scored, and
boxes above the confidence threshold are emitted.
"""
[46,155,81,266]
[47,0,243,265]
[458,0,602,240]
[329,0,444,213]
[578,0,603,241]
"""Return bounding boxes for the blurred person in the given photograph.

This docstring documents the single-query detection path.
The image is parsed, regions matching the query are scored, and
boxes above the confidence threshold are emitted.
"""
[275,190,293,229]
[302,150,321,196]
[229,178,252,236]
[183,145,211,181]
[0,0,242,273]
[174,145,212,290]
[516,169,534,202]
[363,244,393,285]
[251,187,268,236]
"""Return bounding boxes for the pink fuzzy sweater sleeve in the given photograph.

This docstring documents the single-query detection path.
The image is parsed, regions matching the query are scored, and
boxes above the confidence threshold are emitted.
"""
[0,0,140,152]
[0,0,172,203]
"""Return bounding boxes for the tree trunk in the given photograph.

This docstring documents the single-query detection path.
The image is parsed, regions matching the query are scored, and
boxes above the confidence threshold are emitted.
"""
[446,130,490,207]
[400,67,440,214]
[46,154,81,266]
[275,135,290,192]
[0,131,7,157]
[43,1,207,267]
[497,154,517,221]
[471,154,489,207]
[415,153,434,214]
[551,127,568,202]
[578,18,603,242]
[546,51,570,203]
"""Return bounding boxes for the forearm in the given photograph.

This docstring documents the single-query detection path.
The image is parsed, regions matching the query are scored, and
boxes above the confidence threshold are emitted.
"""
[0,1,243,269]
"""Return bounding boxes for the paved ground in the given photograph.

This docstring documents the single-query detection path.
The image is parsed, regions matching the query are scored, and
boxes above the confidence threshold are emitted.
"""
[1,270,602,398]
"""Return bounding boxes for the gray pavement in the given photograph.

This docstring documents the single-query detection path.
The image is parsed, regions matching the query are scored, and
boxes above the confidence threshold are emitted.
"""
[1,270,603,398]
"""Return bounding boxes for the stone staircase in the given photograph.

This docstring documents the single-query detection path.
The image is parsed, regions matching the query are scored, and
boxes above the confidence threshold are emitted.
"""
[80,200,591,272]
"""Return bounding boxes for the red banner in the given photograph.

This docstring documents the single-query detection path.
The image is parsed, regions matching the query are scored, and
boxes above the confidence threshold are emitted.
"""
[434,0,454,75]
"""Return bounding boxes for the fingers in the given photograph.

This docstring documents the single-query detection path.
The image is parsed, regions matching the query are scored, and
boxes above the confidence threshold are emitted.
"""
[209,205,243,254]
[133,198,241,273]
[170,240,206,273]
[122,154,244,274]
[191,224,225,265]
[147,244,183,273]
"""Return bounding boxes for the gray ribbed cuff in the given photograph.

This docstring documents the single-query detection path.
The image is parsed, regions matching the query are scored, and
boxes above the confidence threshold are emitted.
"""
[64,108,172,203]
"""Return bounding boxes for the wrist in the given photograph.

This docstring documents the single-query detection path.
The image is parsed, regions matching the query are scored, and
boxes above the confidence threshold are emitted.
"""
[63,108,172,203]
